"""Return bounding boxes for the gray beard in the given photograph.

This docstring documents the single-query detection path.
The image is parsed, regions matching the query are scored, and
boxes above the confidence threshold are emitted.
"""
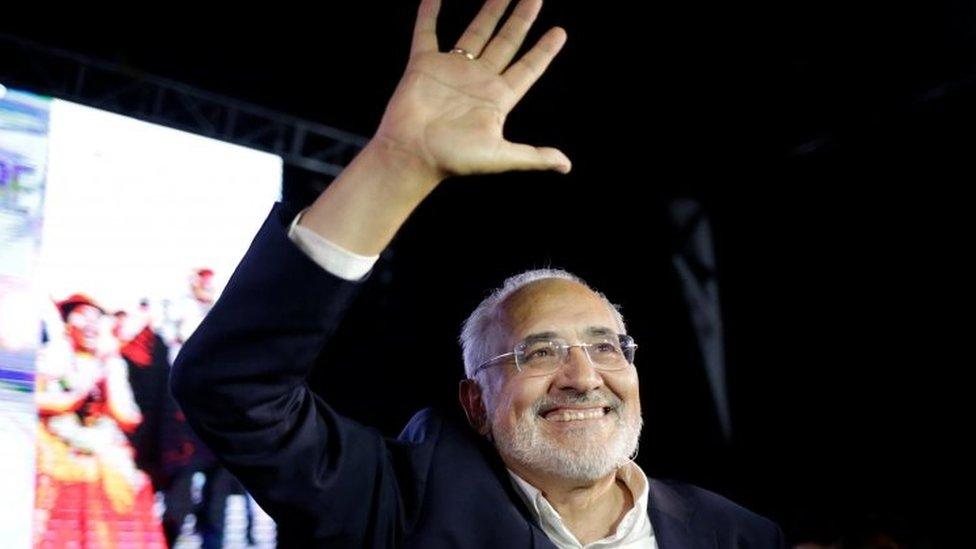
[493,408,643,483]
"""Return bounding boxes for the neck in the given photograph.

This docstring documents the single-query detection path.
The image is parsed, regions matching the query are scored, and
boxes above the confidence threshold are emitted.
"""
[508,461,634,543]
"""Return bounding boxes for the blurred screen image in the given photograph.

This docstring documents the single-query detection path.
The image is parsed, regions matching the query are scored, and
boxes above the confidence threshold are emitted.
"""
[1,87,282,548]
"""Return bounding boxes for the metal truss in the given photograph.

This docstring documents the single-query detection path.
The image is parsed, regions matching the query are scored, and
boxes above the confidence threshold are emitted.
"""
[0,32,368,177]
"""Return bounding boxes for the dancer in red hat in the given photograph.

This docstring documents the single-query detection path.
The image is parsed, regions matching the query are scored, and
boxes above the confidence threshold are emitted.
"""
[33,293,166,548]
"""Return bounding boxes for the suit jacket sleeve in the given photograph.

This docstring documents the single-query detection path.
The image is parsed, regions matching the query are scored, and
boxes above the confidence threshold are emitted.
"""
[170,201,424,547]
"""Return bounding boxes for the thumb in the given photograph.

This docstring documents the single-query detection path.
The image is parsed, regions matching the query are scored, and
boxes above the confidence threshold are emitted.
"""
[492,141,572,174]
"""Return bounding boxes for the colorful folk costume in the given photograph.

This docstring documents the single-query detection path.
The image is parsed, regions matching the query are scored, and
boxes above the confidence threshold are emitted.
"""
[33,294,165,548]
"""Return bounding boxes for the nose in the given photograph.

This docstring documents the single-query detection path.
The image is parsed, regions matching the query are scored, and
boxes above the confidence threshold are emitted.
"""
[553,345,604,393]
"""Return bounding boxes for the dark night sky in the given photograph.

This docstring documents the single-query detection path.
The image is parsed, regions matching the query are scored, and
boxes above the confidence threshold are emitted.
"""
[4,1,972,543]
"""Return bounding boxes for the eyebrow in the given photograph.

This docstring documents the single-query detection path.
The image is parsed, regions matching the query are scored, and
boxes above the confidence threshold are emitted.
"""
[521,326,617,343]
[521,331,560,345]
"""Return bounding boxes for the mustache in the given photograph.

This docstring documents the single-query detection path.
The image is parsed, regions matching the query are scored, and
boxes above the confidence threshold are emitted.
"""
[533,390,624,416]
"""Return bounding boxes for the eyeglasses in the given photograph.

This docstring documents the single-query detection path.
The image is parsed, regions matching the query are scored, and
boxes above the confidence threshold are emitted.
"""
[472,333,637,378]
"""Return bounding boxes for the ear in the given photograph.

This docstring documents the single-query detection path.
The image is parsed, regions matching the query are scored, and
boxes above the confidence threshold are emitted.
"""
[458,379,491,436]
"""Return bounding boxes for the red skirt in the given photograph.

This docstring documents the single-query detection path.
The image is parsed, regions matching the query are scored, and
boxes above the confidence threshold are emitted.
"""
[33,421,166,548]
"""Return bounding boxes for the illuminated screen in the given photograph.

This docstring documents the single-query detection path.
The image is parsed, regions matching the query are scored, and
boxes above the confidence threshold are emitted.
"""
[0,88,281,548]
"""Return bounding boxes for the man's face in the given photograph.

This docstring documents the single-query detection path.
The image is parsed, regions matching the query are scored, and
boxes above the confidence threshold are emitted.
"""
[484,279,642,483]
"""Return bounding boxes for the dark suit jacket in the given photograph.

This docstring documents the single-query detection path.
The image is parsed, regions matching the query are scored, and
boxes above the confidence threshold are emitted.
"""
[171,202,785,548]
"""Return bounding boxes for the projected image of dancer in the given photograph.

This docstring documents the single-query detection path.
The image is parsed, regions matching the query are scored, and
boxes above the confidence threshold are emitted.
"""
[33,293,165,547]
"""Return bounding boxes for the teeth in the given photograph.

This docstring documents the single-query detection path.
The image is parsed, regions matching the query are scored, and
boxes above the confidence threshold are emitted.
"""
[545,408,607,422]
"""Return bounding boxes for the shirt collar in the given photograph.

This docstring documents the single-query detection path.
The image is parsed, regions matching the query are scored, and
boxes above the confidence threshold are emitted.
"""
[506,461,653,547]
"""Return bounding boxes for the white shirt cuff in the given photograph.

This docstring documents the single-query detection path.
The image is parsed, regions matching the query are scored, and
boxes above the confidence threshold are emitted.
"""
[286,207,379,281]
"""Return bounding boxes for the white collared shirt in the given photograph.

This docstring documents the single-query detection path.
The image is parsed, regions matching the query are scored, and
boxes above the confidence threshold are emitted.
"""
[507,462,657,549]
[287,209,657,548]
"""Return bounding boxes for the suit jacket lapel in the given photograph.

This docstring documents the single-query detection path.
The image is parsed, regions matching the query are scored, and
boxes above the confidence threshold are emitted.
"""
[647,478,713,549]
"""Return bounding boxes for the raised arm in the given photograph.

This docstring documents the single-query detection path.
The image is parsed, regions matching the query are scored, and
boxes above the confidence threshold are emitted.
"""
[171,0,568,545]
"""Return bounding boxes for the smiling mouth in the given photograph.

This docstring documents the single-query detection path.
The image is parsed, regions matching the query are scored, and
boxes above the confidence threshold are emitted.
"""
[541,407,613,423]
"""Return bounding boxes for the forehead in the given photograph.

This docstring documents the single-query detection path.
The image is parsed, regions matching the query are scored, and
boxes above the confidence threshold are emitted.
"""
[499,279,617,340]
[68,304,102,320]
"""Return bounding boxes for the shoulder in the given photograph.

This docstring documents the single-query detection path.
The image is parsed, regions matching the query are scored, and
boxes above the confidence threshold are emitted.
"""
[394,405,496,472]
[397,407,444,444]
[672,481,770,520]
[650,478,784,546]
[397,406,475,445]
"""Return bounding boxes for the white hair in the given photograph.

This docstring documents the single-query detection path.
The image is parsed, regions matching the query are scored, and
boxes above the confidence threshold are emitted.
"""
[458,268,627,410]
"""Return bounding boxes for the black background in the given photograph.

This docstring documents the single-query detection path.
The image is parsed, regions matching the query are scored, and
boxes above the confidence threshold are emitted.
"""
[5,1,972,544]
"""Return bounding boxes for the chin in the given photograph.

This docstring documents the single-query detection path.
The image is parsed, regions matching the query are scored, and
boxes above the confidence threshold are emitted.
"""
[494,409,643,483]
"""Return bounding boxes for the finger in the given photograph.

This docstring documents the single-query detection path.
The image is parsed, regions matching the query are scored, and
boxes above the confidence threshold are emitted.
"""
[480,0,543,72]
[502,26,567,102]
[411,0,442,55]
[492,141,572,174]
[453,0,514,57]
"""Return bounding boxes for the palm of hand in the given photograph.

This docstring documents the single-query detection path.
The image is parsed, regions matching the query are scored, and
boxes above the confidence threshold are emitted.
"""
[377,52,518,177]
[373,0,570,180]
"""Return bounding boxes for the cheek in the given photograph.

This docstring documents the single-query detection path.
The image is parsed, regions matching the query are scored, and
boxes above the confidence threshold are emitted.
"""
[608,372,641,406]
[492,379,545,423]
